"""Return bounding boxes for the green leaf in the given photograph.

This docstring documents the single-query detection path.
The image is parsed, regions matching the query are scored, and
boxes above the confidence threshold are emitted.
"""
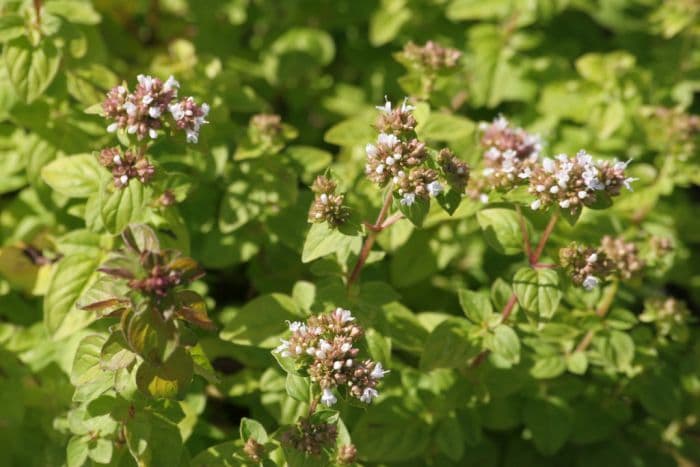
[523,397,572,455]
[530,355,566,379]
[369,4,411,46]
[240,417,268,443]
[135,348,193,399]
[396,195,430,227]
[44,0,101,24]
[100,181,149,234]
[487,325,520,366]
[44,254,101,339]
[3,36,61,103]
[458,289,494,325]
[436,413,464,461]
[124,307,173,364]
[417,113,475,141]
[285,372,310,402]
[100,332,135,371]
[301,222,359,263]
[71,334,107,386]
[512,268,562,319]
[567,352,588,375]
[0,15,25,43]
[324,116,375,147]
[271,27,335,65]
[66,435,89,467]
[220,293,300,348]
[88,438,113,463]
[420,318,480,371]
[604,330,635,371]
[41,154,103,198]
[476,207,530,255]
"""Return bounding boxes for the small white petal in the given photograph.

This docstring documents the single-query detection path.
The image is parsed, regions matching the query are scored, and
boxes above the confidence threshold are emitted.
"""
[321,388,337,406]
[107,123,119,133]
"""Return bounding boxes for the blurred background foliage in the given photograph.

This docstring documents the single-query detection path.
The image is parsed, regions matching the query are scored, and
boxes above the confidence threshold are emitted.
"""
[1,0,700,465]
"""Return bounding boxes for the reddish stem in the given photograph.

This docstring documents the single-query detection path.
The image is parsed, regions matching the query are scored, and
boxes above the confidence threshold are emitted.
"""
[347,190,394,288]
[574,280,619,353]
[471,212,559,368]
[530,213,559,265]
[33,0,42,26]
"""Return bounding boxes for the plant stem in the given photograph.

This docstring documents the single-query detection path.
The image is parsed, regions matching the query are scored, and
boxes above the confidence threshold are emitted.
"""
[471,212,559,368]
[574,280,619,353]
[380,211,404,230]
[530,213,559,265]
[33,0,42,27]
[307,395,320,416]
[347,189,394,288]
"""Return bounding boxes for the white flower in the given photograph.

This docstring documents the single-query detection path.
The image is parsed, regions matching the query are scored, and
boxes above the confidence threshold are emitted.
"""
[306,347,316,356]
[536,184,545,192]
[530,199,541,210]
[319,193,329,204]
[345,359,353,367]
[493,115,509,130]
[288,321,305,332]
[148,106,162,118]
[334,308,354,323]
[142,94,154,105]
[583,275,599,290]
[518,168,532,179]
[340,343,352,353]
[169,102,185,121]
[186,129,199,144]
[370,363,388,380]
[113,155,122,165]
[400,98,414,112]
[542,158,555,173]
[360,387,379,404]
[377,132,399,148]
[559,199,570,208]
[321,388,337,406]
[375,164,384,174]
[319,339,333,352]
[479,193,489,204]
[149,128,158,139]
[578,190,588,199]
[137,74,155,91]
[376,96,392,113]
[586,253,598,263]
[623,177,637,191]
[274,339,289,355]
[366,144,378,157]
[127,124,138,134]
[400,192,416,206]
[385,156,395,166]
[107,123,119,133]
[124,101,137,117]
[485,147,500,160]
[333,361,343,370]
[427,181,443,197]
[119,174,129,185]
[550,185,559,194]
[164,75,180,93]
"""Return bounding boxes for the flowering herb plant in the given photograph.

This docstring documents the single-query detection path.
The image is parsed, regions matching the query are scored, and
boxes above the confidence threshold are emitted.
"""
[0,1,699,466]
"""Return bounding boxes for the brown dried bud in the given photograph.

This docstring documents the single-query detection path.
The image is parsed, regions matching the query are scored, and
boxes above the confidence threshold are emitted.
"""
[337,444,357,464]
[243,438,265,463]
[401,40,462,71]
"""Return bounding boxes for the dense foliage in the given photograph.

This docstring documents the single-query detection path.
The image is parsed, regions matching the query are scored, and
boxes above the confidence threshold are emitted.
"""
[1,0,699,466]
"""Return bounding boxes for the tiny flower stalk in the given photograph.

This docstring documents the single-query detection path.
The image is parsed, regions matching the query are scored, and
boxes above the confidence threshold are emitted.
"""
[344,98,470,288]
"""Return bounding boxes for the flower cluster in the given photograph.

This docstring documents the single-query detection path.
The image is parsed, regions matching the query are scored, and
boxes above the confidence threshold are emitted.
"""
[99,248,204,299]
[308,175,350,228]
[336,444,358,465]
[366,99,467,206]
[559,235,644,289]
[639,297,691,341]
[437,148,470,192]
[103,75,208,143]
[468,116,541,201]
[243,438,266,463]
[274,308,387,406]
[650,107,700,160]
[250,113,284,141]
[98,147,155,188]
[281,416,337,457]
[529,151,635,214]
[400,40,462,71]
